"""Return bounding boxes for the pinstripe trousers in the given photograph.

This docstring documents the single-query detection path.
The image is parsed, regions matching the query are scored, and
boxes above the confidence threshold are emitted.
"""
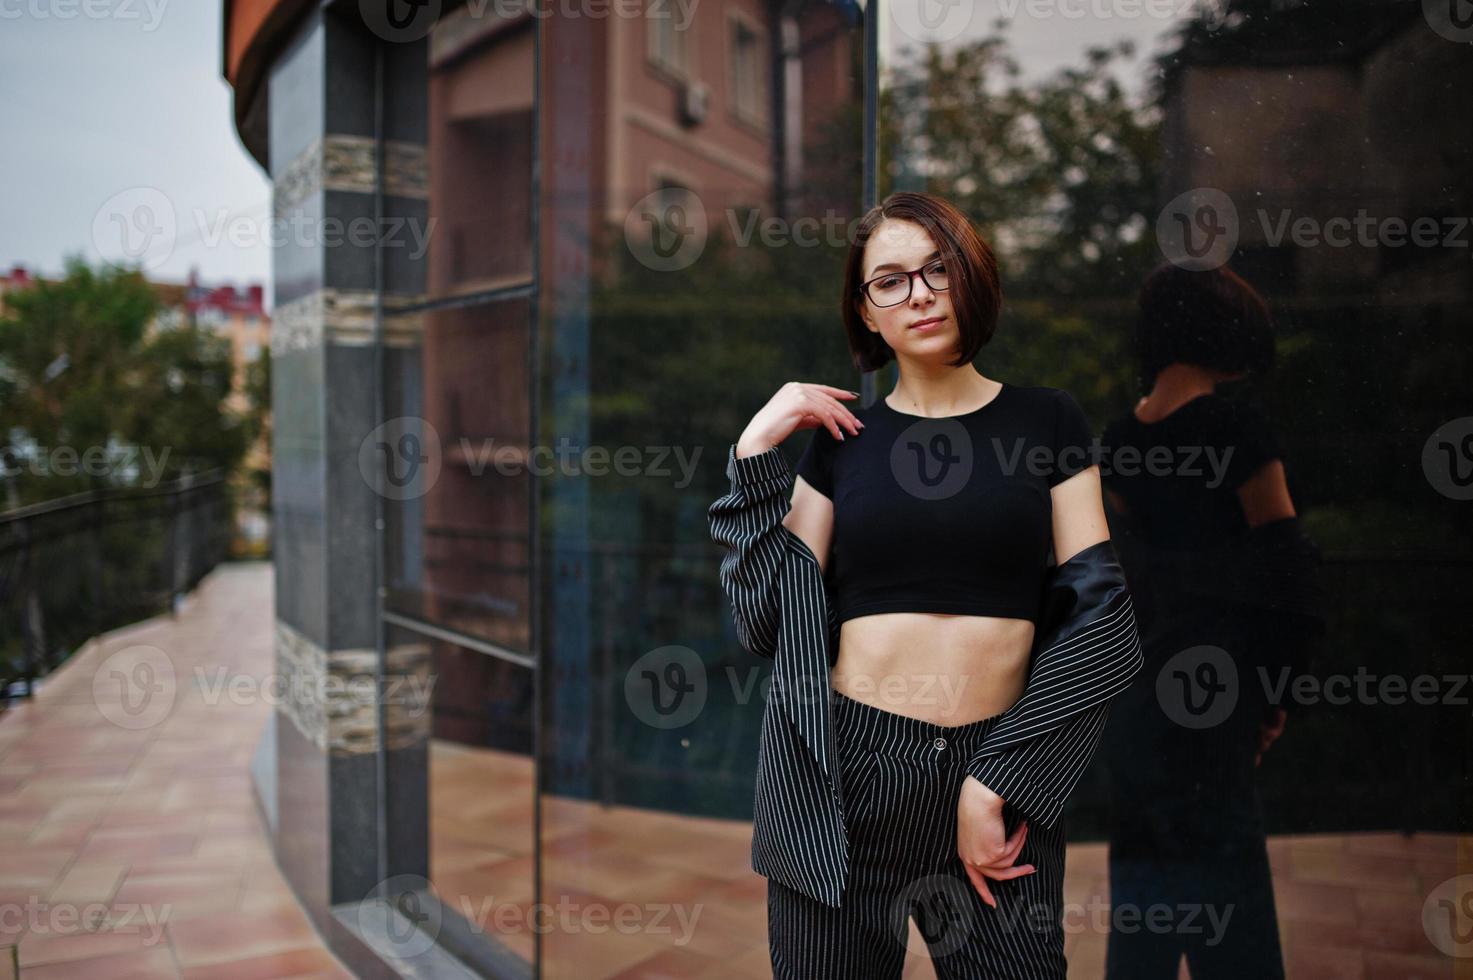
[766,688,1069,979]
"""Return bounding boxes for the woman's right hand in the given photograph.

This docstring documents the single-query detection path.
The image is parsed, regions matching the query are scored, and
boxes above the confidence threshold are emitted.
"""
[957,777,1034,909]
[735,382,864,458]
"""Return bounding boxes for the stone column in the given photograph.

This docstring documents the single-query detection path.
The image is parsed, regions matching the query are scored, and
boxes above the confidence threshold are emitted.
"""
[251,2,431,927]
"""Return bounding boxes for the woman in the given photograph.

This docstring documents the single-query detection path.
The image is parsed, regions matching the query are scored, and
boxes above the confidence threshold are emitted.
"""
[1097,262,1325,979]
[708,191,1144,978]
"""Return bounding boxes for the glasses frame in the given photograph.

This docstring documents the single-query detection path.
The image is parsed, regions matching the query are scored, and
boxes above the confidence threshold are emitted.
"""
[855,260,951,308]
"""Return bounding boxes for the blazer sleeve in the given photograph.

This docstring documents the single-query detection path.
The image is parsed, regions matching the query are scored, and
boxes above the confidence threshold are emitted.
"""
[965,538,1145,828]
[707,443,797,661]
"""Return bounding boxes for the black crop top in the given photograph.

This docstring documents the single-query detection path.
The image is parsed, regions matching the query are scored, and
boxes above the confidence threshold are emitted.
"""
[794,382,1095,625]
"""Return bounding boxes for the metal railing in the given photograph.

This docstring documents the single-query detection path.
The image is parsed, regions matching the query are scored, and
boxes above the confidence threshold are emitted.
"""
[0,470,231,700]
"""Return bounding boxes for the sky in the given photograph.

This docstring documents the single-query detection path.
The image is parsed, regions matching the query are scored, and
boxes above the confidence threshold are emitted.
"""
[881,0,1197,94]
[0,1,1191,303]
[0,2,272,293]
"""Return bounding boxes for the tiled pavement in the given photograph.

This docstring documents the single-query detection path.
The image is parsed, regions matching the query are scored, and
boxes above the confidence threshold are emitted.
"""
[0,562,353,979]
[1,562,1467,979]
[461,787,1469,979]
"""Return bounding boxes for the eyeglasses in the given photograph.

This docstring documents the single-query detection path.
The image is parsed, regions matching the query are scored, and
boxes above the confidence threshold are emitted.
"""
[855,259,950,308]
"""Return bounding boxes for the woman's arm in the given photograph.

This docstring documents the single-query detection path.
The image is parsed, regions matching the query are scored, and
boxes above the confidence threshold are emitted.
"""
[1232,458,1324,721]
[782,476,834,578]
[1051,464,1110,563]
[1237,458,1296,525]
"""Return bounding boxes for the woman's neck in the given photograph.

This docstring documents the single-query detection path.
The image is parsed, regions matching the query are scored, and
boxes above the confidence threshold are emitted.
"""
[887,365,997,416]
[1135,364,1239,423]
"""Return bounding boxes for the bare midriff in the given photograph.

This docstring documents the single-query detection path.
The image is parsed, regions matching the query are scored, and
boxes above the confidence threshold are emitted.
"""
[829,612,1036,726]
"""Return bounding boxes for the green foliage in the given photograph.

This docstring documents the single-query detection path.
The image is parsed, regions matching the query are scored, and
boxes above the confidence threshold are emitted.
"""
[119,316,248,480]
[0,254,250,506]
[877,26,1163,300]
[240,350,272,498]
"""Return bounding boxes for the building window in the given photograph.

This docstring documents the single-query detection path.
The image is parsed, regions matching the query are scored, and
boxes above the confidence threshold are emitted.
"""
[729,16,765,129]
[647,2,688,79]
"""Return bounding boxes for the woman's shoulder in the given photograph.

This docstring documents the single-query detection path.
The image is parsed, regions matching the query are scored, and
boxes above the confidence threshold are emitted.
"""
[1004,382,1074,411]
[1098,388,1275,443]
[1000,386,1095,465]
[1007,382,1063,398]
[1007,382,1089,406]
[1005,382,1090,424]
[1209,386,1275,423]
[1158,388,1276,441]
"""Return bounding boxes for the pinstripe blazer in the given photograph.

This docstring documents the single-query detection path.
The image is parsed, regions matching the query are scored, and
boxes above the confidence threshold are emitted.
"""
[708,440,1145,908]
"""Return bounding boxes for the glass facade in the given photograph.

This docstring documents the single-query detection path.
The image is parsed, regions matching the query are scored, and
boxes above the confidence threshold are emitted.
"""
[533,1,867,972]
[244,0,1471,976]
[377,6,540,971]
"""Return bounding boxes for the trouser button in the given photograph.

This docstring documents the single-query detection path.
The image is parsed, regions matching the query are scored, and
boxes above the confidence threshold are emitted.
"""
[933,736,947,751]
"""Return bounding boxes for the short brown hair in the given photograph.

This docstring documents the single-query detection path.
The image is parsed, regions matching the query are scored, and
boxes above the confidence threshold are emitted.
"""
[841,191,1002,372]
[1134,261,1275,390]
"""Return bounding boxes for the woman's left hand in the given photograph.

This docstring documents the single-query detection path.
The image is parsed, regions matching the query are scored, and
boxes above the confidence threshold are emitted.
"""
[957,776,1035,909]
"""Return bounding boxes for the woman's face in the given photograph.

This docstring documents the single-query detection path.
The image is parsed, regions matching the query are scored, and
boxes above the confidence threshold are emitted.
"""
[857,218,957,360]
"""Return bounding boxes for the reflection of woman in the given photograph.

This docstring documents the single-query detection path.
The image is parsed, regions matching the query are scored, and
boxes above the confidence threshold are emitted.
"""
[707,191,1144,978]
[1097,263,1324,979]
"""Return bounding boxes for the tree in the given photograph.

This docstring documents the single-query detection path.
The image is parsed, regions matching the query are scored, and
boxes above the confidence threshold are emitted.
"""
[0,254,248,506]
[240,350,272,500]
[874,24,1163,299]
[118,316,248,485]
